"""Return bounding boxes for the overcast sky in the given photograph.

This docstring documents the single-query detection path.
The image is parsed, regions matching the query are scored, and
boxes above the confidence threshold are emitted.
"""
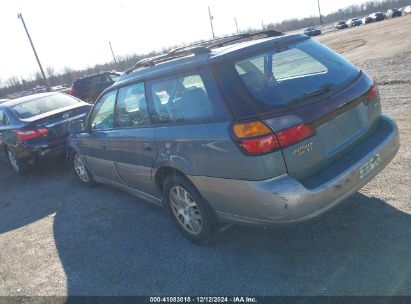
[0,0,367,81]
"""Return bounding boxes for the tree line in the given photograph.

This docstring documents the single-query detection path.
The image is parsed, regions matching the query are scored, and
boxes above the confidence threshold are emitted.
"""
[0,0,409,98]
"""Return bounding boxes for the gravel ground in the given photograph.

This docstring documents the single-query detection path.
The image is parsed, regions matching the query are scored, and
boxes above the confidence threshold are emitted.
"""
[0,15,410,296]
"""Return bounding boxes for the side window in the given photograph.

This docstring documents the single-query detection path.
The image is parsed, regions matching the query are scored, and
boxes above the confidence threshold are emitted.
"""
[109,74,119,82]
[89,90,117,130]
[103,74,114,84]
[150,73,215,123]
[0,111,8,126]
[92,75,108,86]
[115,83,150,128]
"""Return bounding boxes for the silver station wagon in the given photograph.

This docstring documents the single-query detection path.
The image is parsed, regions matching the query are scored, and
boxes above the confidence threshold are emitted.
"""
[67,31,399,244]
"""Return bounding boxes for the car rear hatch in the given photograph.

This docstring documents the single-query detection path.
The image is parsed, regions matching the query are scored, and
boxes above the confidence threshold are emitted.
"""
[262,74,380,182]
[212,35,382,182]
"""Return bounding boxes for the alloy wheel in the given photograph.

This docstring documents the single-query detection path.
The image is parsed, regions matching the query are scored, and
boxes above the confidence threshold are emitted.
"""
[169,186,203,235]
[74,154,90,183]
[8,150,19,173]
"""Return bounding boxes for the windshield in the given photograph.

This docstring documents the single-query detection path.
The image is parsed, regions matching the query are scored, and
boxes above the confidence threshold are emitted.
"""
[12,94,80,119]
[228,39,359,115]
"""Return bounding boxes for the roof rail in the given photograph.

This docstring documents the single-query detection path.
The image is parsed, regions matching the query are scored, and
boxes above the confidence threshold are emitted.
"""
[208,29,284,49]
[124,46,210,74]
[125,29,284,74]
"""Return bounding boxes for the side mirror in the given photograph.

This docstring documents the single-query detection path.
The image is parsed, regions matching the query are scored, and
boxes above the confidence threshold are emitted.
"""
[68,120,86,134]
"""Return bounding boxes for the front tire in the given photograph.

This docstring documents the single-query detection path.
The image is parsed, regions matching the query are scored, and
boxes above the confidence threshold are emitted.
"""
[163,174,217,245]
[70,152,96,187]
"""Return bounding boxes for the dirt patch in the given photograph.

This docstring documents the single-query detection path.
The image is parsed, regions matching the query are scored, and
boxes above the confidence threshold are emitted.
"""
[319,18,411,214]
[318,16,411,65]
[327,38,366,53]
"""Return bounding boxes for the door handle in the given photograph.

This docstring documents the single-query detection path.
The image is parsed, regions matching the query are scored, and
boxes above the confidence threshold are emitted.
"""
[143,143,152,151]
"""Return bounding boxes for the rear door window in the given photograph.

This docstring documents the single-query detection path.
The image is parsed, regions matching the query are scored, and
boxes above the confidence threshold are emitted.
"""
[149,72,215,123]
[115,83,150,128]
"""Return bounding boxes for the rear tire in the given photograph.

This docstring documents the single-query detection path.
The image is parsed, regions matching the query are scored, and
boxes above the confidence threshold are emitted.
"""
[7,148,27,175]
[163,174,217,245]
[70,151,96,187]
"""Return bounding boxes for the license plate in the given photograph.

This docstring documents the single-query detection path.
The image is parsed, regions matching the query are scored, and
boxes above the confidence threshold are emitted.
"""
[360,154,381,179]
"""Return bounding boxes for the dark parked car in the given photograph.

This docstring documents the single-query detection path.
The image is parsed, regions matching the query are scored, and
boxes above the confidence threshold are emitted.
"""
[362,16,373,24]
[334,21,348,29]
[0,93,91,174]
[386,8,402,18]
[369,12,386,21]
[67,31,399,244]
[67,71,121,103]
[346,18,362,27]
[302,27,321,36]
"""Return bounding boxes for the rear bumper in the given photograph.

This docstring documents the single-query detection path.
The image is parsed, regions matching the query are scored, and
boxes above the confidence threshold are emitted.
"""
[15,138,67,164]
[190,114,399,226]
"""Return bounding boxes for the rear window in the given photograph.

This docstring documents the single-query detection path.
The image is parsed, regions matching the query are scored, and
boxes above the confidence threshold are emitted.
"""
[72,79,88,88]
[215,39,360,118]
[12,94,80,119]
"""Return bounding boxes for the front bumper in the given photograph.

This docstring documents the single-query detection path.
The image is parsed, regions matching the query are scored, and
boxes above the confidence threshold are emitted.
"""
[190,114,399,226]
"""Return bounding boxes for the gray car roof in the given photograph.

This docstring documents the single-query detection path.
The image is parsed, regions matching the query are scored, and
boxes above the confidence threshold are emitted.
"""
[111,34,308,92]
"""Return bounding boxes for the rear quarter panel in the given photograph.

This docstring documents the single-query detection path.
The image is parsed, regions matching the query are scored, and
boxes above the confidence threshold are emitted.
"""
[153,121,287,181]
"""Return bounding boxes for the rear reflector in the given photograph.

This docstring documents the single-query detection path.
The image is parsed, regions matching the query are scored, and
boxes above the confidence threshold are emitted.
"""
[365,84,378,104]
[14,128,49,141]
[232,120,315,155]
[67,87,76,95]
[238,134,280,155]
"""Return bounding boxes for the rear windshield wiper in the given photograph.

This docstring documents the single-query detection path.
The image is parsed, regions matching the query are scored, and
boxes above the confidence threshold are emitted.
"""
[300,83,334,100]
[287,83,334,107]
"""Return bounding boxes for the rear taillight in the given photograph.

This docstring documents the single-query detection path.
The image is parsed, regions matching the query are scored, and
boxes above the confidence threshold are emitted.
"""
[14,128,49,141]
[276,124,315,148]
[67,87,76,95]
[232,121,315,155]
[238,134,280,155]
[365,84,379,104]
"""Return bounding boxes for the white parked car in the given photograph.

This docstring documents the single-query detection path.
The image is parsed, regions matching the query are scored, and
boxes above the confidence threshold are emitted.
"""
[404,5,411,14]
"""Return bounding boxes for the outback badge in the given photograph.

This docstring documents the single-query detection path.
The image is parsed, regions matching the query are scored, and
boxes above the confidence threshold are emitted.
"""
[293,141,314,157]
